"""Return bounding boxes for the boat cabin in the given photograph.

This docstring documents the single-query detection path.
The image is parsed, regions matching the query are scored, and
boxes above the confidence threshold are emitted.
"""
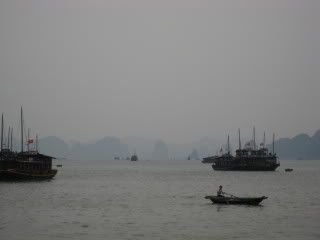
[16,152,55,173]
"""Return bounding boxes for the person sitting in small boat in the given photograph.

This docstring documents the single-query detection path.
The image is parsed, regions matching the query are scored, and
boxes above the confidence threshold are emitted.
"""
[217,185,225,197]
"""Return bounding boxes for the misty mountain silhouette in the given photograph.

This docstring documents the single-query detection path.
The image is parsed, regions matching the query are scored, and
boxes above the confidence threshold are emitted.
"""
[39,136,69,159]
[152,140,169,160]
[189,149,200,160]
[37,129,320,160]
[70,137,129,160]
[269,129,320,160]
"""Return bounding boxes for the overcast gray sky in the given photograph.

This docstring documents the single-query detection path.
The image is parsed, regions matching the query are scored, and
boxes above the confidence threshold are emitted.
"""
[0,0,319,143]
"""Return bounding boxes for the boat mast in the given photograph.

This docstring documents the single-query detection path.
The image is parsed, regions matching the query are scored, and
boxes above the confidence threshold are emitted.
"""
[227,134,230,154]
[27,128,30,152]
[36,134,38,152]
[10,127,13,151]
[1,113,3,152]
[238,128,241,150]
[263,131,266,148]
[7,126,10,149]
[21,107,23,153]
[253,126,256,150]
[272,133,275,155]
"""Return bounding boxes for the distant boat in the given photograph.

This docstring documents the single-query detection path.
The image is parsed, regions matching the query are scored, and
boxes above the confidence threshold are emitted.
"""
[0,107,57,180]
[285,168,293,172]
[205,195,268,205]
[130,154,138,161]
[205,128,280,171]
[202,154,223,163]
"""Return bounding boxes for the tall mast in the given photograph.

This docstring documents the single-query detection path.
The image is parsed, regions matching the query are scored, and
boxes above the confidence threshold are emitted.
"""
[36,134,38,152]
[1,113,3,152]
[10,127,13,151]
[272,133,275,154]
[253,126,256,150]
[227,134,230,154]
[263,131,266,148]
[21,106,23,153]
[7,126,10,149]
[27,128,30,152]
[238,128,241,150]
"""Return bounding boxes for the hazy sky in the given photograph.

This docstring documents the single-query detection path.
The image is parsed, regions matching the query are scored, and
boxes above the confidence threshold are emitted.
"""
[0,0,319,143]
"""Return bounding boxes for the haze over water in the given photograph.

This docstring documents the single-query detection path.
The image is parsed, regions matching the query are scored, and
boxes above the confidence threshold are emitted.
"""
[1,160,319,240]
[1,1,319,143]
[1,1,320,239]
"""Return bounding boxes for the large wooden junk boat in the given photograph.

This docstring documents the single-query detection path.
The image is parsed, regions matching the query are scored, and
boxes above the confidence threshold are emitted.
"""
[202,146,229,163]
[205,128,280,171]
[0,108,57,180]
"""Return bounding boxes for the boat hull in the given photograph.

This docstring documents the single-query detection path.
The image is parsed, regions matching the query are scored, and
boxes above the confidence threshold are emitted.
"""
[0,169,57,181]
[212,164,280,171]
[202,156,218,163]
[205,195,268,205]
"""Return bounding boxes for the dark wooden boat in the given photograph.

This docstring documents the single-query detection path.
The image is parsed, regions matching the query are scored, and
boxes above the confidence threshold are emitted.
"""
[205,195,268,205]
[205,129,280,171]
[0,108,58,181]
[285,168,293,172]
[0,169,57,180]
[130,154,138,161]
[202,155,223,163]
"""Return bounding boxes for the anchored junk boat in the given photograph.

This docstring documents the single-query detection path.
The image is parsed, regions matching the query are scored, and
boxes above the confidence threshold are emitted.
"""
[204,128,280,171]
[0,108,57,180]
[202,147,230,164]
[130,153,138,161]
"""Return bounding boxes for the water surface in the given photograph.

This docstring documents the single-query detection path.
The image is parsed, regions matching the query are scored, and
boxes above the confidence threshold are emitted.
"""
[1,160,319,240]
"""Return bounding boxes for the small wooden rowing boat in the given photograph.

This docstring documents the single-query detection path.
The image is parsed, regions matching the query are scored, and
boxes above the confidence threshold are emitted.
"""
[205,195,268,205]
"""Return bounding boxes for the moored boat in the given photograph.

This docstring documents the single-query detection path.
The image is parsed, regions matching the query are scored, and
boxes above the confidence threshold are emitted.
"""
[0,168,57,180]
[130,153,138,161]
[202,147,226,163]
[206,128,280,171]
[0,108,57,181]
[205,195,268,205]
[202,154,225,163]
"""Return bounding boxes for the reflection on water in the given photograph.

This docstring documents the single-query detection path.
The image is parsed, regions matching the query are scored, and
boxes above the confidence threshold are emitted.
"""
[0,160,320,240]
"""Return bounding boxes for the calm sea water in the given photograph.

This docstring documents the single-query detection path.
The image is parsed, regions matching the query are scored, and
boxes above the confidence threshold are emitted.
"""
[1,160,320,240]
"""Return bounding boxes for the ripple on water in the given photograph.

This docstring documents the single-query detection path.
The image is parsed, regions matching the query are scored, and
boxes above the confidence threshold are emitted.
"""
[0,160,320,240]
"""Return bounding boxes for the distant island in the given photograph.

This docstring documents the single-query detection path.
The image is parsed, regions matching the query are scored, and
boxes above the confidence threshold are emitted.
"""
[269,129,320,160]
[34,129,320,160]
